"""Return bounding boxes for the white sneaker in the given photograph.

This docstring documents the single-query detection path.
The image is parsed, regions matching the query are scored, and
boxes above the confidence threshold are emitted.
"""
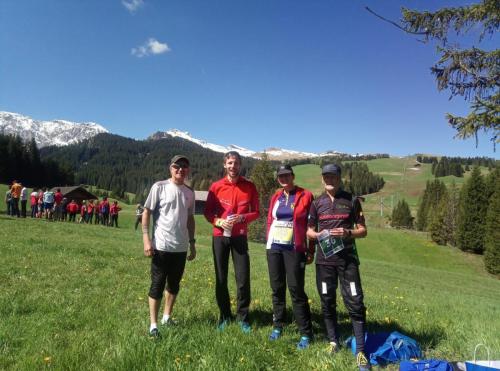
[161,317,177,326]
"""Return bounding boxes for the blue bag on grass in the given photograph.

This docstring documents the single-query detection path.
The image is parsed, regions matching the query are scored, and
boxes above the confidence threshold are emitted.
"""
[346,332,391,356]
[371,331,422,366]
[346,331,422,366]
[399,359,453,371]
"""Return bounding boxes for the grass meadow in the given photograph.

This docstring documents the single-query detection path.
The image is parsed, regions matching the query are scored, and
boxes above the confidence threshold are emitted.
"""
[293,157,484,227]
[1,191,499,370]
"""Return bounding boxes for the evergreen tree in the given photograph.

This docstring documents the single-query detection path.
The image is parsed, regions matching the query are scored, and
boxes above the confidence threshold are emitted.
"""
[391,199,413,229]
[443,182,460,247]
[416,179,447,231]
[428,194,449,245]
[401,0,499,148]
[484,187,500,274]
[248,154,278,242]
[485,166,500,199]
[456,167,488,253]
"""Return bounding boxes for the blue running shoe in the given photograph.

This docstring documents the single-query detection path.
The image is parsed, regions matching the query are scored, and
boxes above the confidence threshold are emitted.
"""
[217,319,230,332]
[239,321,251,334]
[269,327,282,341]
[297,336,311,350]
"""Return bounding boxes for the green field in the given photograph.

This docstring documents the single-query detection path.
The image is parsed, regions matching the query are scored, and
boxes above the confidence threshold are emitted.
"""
[1,199,499,370]
[293,157,484,227]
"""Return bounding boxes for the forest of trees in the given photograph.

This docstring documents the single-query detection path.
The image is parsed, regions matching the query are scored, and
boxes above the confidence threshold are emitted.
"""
[40,133,259,203]
[415,167,499,274]
[0,134,74,187]
[415,155,497,178]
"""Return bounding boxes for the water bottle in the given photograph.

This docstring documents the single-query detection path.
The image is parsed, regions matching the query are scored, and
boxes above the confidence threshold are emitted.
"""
[223,212,234,237]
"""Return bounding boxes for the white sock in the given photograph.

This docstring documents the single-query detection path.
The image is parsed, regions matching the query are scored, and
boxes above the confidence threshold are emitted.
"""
[162,314,170,322]
[150,323,157,332]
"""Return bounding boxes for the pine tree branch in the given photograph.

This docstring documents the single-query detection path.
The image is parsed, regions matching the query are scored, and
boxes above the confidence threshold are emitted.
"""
[401,0,500,44]
[365,7,428,40]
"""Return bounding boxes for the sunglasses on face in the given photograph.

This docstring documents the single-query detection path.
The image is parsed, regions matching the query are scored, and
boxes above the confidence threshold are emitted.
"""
[171,163,189,170]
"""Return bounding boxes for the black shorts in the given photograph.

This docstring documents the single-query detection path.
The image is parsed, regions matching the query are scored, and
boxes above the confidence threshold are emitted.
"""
[149,250,187,299]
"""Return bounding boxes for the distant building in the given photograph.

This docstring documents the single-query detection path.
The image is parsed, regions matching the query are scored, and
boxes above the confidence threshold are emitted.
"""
[50,186,98,203]
[194,190,208,214]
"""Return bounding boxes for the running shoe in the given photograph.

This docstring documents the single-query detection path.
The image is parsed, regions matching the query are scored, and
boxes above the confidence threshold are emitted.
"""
[149,328,161,338]
[160,317,177,326]
[356,352,372,371]
[217,319,230,332]
[329,341,340,354]
[239,321,251,334]
[296,336,311,350]
[268,327,282,341]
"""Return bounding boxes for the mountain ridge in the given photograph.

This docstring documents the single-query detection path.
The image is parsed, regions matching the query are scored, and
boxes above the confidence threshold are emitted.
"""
[2,111,364,160]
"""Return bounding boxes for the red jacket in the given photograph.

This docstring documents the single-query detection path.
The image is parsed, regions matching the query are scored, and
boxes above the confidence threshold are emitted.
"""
[110,204,121,215]
[54,192,63,205]
[204,176,259,237]
[266,186,315,253]
[86,203,94,214]
[67,202,78,213]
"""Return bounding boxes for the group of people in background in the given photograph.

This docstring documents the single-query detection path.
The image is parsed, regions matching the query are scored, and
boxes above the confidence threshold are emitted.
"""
[4,181,122,227]
[142,151,371,371]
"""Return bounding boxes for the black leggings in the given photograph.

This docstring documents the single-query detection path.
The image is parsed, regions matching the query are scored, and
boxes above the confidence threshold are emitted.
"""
[316,261,366,352]
[212,236,250,322]
[267,249,312,336]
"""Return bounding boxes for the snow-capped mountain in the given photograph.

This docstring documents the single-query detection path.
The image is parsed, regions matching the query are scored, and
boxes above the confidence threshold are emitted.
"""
[0,111,108,148]
[149,129,257,158]
[149,129,330,160]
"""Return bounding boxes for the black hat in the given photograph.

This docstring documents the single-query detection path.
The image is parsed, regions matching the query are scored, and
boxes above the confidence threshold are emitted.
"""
[321,164,341,175]
[170,155,190,166]
[276,164,294,176]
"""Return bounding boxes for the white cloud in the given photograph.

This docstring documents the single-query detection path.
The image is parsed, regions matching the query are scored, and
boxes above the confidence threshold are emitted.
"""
[131,38,171,57]
[122,0,144,13]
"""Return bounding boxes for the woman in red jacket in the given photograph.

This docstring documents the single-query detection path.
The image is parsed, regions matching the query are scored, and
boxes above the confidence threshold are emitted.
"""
[266,164,315,350]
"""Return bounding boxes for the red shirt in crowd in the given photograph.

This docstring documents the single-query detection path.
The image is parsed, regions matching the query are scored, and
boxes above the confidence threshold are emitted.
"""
[67,202,78,214]
[54,191,63,205]
[110,203,121,215]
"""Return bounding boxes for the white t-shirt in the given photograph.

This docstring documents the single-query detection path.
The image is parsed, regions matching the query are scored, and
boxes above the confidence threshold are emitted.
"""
[144,179,194,252]
[20,187,27,201]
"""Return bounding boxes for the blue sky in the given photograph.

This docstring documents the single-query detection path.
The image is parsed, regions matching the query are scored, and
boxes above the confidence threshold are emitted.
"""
[0,0,498,157]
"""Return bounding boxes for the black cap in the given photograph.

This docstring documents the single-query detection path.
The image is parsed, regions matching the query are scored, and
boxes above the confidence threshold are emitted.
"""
[276,164,294,176]
[170,155,190,166]
[322,164,341,175]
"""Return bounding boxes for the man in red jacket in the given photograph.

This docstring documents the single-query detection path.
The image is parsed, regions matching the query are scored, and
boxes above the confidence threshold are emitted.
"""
[204,151,259,333]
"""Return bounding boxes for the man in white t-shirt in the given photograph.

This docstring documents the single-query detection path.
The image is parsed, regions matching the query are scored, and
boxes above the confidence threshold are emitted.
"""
[142,155,196,338]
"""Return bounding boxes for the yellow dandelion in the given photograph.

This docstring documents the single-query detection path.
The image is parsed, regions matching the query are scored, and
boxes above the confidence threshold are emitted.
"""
[308,299,313,304]
[384,317,390,323]
[240,357,245,363]
[185,354,191,359]
[44,356,51,363]
[254,299,260,305]
[175,357,181,364]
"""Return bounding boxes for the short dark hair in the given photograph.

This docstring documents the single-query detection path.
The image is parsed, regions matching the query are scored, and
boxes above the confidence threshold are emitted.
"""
[223,151,241,163]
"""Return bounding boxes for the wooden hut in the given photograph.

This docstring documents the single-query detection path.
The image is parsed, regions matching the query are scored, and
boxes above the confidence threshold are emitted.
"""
[50,186,98,203]
[194,190,208,214]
